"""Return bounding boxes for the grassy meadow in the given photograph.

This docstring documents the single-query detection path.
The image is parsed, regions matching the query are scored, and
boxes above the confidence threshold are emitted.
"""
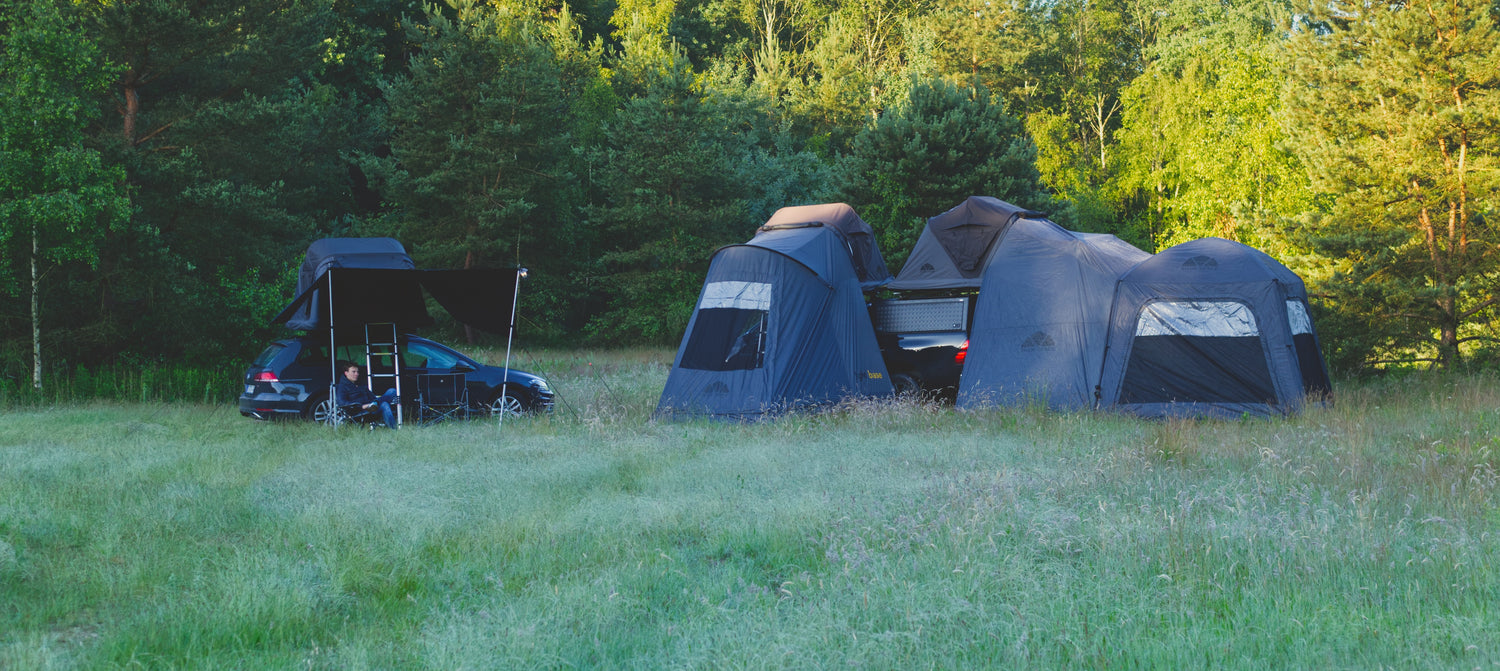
[1,348,1498,669]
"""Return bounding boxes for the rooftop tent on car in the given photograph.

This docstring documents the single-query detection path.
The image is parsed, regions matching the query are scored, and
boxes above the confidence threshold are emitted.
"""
[272,237,519,335]
[656,203,894,420]
[278,237,428,332]
[1096,237,1332,419]
[956,218,1150,411]
[888,196,1045,290]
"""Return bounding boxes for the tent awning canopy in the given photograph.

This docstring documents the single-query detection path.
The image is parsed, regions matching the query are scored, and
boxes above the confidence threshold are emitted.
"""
[271,267,519,335]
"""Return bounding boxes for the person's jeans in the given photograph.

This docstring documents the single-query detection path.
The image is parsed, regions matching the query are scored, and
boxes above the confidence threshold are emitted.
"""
[374,389,397,429]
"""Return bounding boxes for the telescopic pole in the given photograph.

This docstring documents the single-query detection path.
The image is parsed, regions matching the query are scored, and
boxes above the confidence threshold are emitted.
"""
[500,267,527,427]
[327,269,338,427]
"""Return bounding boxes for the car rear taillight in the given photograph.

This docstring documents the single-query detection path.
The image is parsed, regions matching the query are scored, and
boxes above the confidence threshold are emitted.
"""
[252,371,278,382]
[955,340,969,366]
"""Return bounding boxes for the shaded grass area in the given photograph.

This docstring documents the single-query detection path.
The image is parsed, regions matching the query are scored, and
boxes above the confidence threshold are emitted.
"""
[1,355,1498,668]
[0,363,243,407]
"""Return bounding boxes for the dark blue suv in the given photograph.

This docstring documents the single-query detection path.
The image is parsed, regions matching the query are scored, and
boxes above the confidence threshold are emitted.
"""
[238,334,554,423]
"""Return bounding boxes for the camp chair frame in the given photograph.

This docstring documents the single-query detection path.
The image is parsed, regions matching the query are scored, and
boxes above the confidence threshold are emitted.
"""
[323,387,385,429]
[417,373,469,425]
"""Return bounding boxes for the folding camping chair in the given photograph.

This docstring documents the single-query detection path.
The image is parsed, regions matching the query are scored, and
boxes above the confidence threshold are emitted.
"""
[417,373,469,425]
[328,386,384,429]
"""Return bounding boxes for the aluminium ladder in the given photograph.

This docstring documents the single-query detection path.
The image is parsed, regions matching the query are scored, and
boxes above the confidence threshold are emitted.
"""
[364,322,403,426]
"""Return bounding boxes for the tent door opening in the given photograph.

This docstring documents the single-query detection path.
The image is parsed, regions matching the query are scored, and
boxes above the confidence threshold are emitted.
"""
[681,281,772,372]
[1119,300,1277,405]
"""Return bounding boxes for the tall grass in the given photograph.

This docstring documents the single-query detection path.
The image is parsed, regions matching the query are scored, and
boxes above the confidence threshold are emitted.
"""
[0,363,242,407]
[1,356,1497,669]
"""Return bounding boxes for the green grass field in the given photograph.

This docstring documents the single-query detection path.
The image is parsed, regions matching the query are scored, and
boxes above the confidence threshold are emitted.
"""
[2,349,1498,669]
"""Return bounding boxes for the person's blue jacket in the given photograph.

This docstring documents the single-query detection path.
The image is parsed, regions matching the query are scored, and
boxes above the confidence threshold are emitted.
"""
[336,377,377,406]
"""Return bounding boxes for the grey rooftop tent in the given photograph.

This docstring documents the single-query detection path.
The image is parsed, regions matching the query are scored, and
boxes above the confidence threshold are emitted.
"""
[272,237,517,335]
[889,196,1045,290]
[1096,237,1332,418]
[956,219,1150,411]
[656,203,894,420]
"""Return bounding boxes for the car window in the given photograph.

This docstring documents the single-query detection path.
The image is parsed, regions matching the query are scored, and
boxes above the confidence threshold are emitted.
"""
[336,346,365,367]
[252,343,285,367]
[293,343,376,369]
[294,343,327,366]
[403,341,461,370]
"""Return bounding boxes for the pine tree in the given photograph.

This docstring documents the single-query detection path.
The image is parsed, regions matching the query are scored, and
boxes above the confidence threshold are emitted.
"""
[583,36,755,344]
[370,2,584,340]
[1282,0,1500,369]
[81,0,396,361]
[838,80,1049,271]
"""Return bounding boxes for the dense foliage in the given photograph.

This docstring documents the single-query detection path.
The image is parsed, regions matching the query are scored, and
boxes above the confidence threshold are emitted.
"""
[2,0,1498,380]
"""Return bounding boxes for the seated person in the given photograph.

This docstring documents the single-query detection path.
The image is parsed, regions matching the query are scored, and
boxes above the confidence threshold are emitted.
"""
[335,361,398,429]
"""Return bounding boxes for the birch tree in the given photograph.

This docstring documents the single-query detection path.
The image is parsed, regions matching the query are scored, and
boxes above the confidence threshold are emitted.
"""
[0,0,128,389]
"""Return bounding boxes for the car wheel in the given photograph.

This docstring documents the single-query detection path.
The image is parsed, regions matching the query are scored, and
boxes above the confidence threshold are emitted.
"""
[488,389,525,418]
[305,394,344,425]
[891,373,922,397]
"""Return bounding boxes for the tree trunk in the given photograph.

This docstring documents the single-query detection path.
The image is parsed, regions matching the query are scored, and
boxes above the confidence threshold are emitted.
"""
[1438,310,1460,368]
[463,245,477,345]
[31,222,42,390]
[122,69,140,144]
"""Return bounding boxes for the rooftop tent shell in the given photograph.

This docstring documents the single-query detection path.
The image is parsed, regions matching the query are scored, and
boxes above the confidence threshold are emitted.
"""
[656,204,894,420]
[889,196,1045,290]
[761,202,893,291]
[955,219,1150,411]
[1096,237,1332,419]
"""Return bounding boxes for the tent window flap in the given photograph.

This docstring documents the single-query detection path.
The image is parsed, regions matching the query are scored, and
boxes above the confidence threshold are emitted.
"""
[1288,299,1331,396]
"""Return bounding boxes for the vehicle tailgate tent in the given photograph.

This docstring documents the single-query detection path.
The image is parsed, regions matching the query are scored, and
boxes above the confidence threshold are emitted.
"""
[657,204,894,419]
[956,219,1149,410]
[889,196,1045,290]
[1097,237,1332,418]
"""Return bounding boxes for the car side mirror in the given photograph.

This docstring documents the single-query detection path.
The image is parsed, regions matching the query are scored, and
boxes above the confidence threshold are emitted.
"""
[452,363,475,373]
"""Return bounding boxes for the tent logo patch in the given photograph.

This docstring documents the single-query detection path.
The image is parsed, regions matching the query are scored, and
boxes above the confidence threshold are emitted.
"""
[704,381,730,394]
[1021,331,1056,351]
[919,263,936,274]
[1182,255,1219,271]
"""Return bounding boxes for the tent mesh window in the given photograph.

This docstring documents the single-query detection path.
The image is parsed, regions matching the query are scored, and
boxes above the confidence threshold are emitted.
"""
[1121,300,1277,405]
[681,282,771,372]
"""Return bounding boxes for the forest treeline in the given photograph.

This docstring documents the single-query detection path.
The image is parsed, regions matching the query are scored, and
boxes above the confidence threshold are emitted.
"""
[2,0,1497,384]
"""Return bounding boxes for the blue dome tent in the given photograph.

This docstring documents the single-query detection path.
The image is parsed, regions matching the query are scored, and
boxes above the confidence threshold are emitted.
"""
[656,204,894,420]
[1097,237,1332,418]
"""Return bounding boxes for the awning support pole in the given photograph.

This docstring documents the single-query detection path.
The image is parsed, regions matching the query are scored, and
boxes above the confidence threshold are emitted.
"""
[500,267,526,427]
[327,269,339,427]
